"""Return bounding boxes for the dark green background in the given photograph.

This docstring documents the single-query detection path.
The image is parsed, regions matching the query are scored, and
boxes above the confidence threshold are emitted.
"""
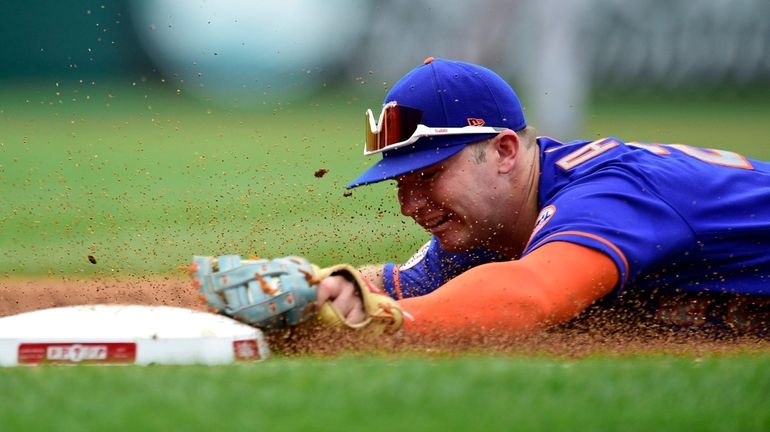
[0,1,150,79]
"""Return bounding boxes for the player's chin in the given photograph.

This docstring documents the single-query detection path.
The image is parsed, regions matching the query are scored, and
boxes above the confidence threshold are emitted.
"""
[432,228,477,253]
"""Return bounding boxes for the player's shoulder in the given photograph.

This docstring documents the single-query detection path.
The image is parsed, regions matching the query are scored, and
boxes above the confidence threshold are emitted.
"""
[538,135,628,155]
[538,135,634,174]
[537,135,591,153]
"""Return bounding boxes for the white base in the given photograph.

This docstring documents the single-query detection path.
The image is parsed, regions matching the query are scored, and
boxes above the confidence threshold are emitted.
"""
[0,305,269,366]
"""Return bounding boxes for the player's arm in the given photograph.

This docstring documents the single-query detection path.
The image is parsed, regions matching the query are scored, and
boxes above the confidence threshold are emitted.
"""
[374,238,507,299]
[398,241,619,337]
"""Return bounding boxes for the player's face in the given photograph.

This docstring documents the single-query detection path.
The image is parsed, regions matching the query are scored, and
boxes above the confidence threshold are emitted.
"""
[396,142,499,252]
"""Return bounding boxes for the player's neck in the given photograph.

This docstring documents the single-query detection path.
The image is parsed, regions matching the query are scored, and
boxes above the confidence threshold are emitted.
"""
[487,142,541,259]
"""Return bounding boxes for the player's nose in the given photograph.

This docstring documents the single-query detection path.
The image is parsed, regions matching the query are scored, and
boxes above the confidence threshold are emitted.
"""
[397,183,427,217]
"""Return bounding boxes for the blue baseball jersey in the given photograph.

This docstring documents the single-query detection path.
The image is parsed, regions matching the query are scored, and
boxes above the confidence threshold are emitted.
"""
[382,238,506,299]
[382,136,770,331]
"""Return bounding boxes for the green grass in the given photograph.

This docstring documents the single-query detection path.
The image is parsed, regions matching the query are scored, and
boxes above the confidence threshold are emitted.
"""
[1,354,769,432]
[2,81,769,275]
[0,81,426,275]
[1,82,770,431]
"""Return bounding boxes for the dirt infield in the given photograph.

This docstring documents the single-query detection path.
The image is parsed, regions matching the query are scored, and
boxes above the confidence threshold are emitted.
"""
[1,276,768,357]
[0,276,206,318]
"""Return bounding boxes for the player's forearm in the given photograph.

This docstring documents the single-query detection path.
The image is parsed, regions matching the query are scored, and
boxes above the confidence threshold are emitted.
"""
[398,261,552,336]
[398,242,619,338]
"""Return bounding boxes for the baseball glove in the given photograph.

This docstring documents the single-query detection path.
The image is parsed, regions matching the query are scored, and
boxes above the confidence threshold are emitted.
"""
[189,255,403,335]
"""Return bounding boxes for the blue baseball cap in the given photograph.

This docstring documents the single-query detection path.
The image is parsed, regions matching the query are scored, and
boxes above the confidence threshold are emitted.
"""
[348,57,526,189]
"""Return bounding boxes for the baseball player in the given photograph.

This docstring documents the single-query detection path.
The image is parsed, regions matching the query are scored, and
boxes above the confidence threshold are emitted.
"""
[316,57,770,337]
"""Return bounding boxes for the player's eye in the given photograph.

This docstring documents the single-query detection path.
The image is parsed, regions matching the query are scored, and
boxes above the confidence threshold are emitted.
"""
[419,170,440,183]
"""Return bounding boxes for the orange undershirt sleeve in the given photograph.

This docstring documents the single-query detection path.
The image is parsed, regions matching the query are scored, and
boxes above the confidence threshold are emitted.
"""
[398,241,620,338]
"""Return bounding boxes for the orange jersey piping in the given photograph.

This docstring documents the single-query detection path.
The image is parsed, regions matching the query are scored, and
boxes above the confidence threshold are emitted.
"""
[392,265,404,300]
[527,231,629,285]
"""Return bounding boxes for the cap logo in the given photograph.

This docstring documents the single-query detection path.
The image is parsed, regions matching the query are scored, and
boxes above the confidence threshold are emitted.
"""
[467,118,485,126]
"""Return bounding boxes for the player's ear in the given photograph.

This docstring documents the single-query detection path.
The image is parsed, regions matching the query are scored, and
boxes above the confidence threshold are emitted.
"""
[494,130,519,174]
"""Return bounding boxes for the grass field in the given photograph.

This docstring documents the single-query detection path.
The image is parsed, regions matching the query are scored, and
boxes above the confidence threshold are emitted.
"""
[1,81,769,431]
[0,81,427,275]
[2,82,769,275]
[1,355,769,431]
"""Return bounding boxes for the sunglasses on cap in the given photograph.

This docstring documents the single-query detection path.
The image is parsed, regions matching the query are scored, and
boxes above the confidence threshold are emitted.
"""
[364,101,504,155]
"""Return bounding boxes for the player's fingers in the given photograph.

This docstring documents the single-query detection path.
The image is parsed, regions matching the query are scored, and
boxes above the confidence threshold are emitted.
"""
[315,276,347,306]
[345,296,366,324]
[316,276,366,323]
[331,284,357,317]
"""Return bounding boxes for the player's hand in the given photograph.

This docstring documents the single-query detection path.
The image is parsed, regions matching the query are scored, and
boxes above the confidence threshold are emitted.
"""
[193,255,403,334]
[316,275,365,324]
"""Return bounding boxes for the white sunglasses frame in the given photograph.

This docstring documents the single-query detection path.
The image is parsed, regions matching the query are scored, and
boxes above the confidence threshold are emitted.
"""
[364,102,504,156]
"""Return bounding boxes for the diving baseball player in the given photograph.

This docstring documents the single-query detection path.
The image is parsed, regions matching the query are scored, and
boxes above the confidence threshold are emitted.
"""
[335,57,770,336]
[196,57,770,339]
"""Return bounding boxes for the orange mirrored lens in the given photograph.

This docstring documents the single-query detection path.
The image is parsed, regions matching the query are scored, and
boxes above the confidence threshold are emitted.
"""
[365,104,423,152]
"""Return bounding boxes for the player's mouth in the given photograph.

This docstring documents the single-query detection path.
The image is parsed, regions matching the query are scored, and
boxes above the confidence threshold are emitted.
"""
[420,214,452,233]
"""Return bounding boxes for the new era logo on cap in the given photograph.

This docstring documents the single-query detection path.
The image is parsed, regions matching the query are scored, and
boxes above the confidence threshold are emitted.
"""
[467,118,486,126]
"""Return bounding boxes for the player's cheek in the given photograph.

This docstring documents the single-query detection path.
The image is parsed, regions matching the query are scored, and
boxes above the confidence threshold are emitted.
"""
[397,185,424,216]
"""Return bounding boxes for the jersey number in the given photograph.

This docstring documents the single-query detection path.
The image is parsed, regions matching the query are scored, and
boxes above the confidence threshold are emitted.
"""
[556,138,753,170]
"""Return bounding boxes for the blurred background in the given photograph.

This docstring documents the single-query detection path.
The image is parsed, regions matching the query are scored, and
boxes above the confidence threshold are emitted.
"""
[1,0,769,275]
[3,0,769,135]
